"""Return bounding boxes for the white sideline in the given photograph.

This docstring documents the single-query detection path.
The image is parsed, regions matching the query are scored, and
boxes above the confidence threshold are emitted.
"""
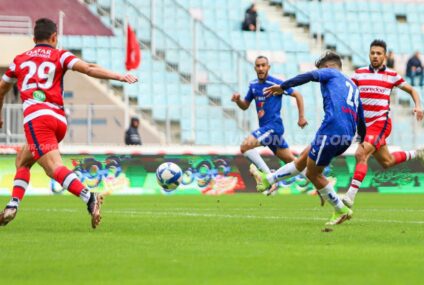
[26,208,424,225]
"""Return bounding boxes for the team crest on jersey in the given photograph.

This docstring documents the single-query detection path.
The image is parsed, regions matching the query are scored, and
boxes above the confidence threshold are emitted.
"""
[33,90,46,102]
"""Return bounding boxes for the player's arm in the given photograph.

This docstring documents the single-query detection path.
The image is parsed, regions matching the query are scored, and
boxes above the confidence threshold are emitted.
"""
[398,83,423,121]
[356,100,366,143]
[72,60,138,83]
[263,71,323,96]
[0,79,13,128]
[231,93,250,110]
[289,90,308,128]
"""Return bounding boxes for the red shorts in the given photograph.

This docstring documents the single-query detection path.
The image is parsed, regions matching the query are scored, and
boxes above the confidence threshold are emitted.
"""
[24,115,67,160]
[364,119,392,150]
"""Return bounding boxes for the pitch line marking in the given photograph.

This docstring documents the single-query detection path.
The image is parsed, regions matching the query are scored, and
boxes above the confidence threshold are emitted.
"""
[26,208,424,225]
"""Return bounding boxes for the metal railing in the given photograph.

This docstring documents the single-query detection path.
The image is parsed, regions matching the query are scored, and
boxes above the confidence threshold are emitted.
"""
[1,103,422,148]
[281,0,368,64]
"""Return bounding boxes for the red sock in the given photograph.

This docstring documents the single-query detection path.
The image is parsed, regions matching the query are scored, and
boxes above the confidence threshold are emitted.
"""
[53,166,85,197]
[12,167,31,201]
[350,163,368,190]
[392,151,415,165]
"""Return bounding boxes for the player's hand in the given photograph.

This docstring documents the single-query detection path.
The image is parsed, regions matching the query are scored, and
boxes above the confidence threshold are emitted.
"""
[413,107,423,121]
[263,85,284,97]
[120,73,138,84]
[231,93,241,102]
[297,117,308,128]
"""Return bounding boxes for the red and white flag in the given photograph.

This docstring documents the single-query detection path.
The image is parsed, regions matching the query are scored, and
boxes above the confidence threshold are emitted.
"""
[125,24,141,71]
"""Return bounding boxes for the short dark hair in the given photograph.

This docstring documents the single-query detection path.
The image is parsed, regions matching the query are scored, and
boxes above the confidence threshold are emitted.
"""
[370,39,387,53]
[255,55,269,64]
[34,18,57,41]
[315,51,342,68]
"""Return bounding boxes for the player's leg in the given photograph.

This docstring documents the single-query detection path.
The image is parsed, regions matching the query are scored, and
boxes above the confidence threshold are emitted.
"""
[251,146,310,192]
[0,145,36,226]
[373,144,419,169]
[343,142,375,207]
[305,157,352,226]
[28,117,103,228]
[37,149,103,229]
[306,135,353,225]
[240,134,271,174]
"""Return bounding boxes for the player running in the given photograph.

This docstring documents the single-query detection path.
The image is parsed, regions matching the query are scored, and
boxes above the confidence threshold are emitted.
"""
[232,56,308,193]
[343,40,424,208]
[252,51,366,226]
[0,18,137,228]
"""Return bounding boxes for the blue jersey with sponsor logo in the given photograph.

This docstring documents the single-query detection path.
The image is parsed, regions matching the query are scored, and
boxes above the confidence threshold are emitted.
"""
[280,68,364,138]
[312,68,361,137]
[244,75,294,129]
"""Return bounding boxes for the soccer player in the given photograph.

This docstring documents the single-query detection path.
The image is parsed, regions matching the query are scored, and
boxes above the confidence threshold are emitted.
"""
[252,51,366,225]
[0,18,138,228]
[343,40,424,208]
[231,56,307,192]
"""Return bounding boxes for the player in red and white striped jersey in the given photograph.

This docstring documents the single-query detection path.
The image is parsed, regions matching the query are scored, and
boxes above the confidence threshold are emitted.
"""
[343,40,424,207]
[0,18,138,228]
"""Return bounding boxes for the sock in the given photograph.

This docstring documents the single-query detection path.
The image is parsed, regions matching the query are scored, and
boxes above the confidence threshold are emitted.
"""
[267,161,300,184]
[53,166,91,203]
[244,149,271,173]
[7,198,20,209]
[392,151,416,165]
[318,183,345,211]
[10,167,31,205]
[345,163,368,201]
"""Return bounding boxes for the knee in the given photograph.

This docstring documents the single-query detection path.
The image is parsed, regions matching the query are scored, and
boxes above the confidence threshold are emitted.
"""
[240,141,253,153]
[355,151,367,163]
[42,163,63,178]
[305,170,315,181]
[380,159,393,169]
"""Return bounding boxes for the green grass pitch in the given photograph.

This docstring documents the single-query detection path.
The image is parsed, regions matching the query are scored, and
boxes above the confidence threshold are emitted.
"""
[0,194,422,285]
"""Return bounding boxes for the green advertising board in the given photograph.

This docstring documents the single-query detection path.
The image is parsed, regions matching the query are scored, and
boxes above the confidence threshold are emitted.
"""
[0,154,423,196]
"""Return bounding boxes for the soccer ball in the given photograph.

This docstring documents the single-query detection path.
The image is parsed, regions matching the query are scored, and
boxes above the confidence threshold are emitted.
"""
[156,162,183,191]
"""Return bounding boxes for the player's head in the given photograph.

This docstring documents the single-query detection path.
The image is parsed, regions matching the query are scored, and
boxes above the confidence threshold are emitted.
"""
[34,18,58,47]
[369,39,387,69]
[315,51,342,70]
[254,56,270,81]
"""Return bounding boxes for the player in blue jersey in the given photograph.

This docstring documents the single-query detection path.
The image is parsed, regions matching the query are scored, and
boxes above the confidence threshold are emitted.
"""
[232,56,308,192]
[251,51,366,226]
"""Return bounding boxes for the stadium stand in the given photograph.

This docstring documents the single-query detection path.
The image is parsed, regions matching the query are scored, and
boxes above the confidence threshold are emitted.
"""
[0,0,422,148]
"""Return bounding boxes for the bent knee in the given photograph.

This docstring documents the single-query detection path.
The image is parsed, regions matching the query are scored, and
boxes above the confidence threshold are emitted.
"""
[380,160,393,169]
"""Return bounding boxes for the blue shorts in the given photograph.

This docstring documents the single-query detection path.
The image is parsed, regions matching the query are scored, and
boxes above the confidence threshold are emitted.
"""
[309,133,352,166]
[251,125,289,154]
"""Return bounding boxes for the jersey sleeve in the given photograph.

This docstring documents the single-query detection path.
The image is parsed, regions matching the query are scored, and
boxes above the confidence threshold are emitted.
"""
[2,60,17,83]
[59,50,80,70]
[283,87,295,96]
[393,72,406,87]
[244,84,254,102]
[310,68,337,83]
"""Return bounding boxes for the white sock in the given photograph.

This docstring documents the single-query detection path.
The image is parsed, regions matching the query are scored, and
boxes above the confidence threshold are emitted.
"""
[7,197,20,208]
[318,183,345,211]
[345,180,361,201]
[409,150,417,160]
[244,149,271,173]
[267,161,300,184]
[80,189,91,203]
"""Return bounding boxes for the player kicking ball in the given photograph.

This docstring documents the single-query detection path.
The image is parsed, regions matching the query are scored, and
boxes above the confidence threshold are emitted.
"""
[251,51,366,226]
[232,55,307,194]
[0,18,138,228]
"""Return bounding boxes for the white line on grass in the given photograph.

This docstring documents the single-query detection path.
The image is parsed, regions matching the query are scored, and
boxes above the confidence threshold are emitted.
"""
[26,208,424,225]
